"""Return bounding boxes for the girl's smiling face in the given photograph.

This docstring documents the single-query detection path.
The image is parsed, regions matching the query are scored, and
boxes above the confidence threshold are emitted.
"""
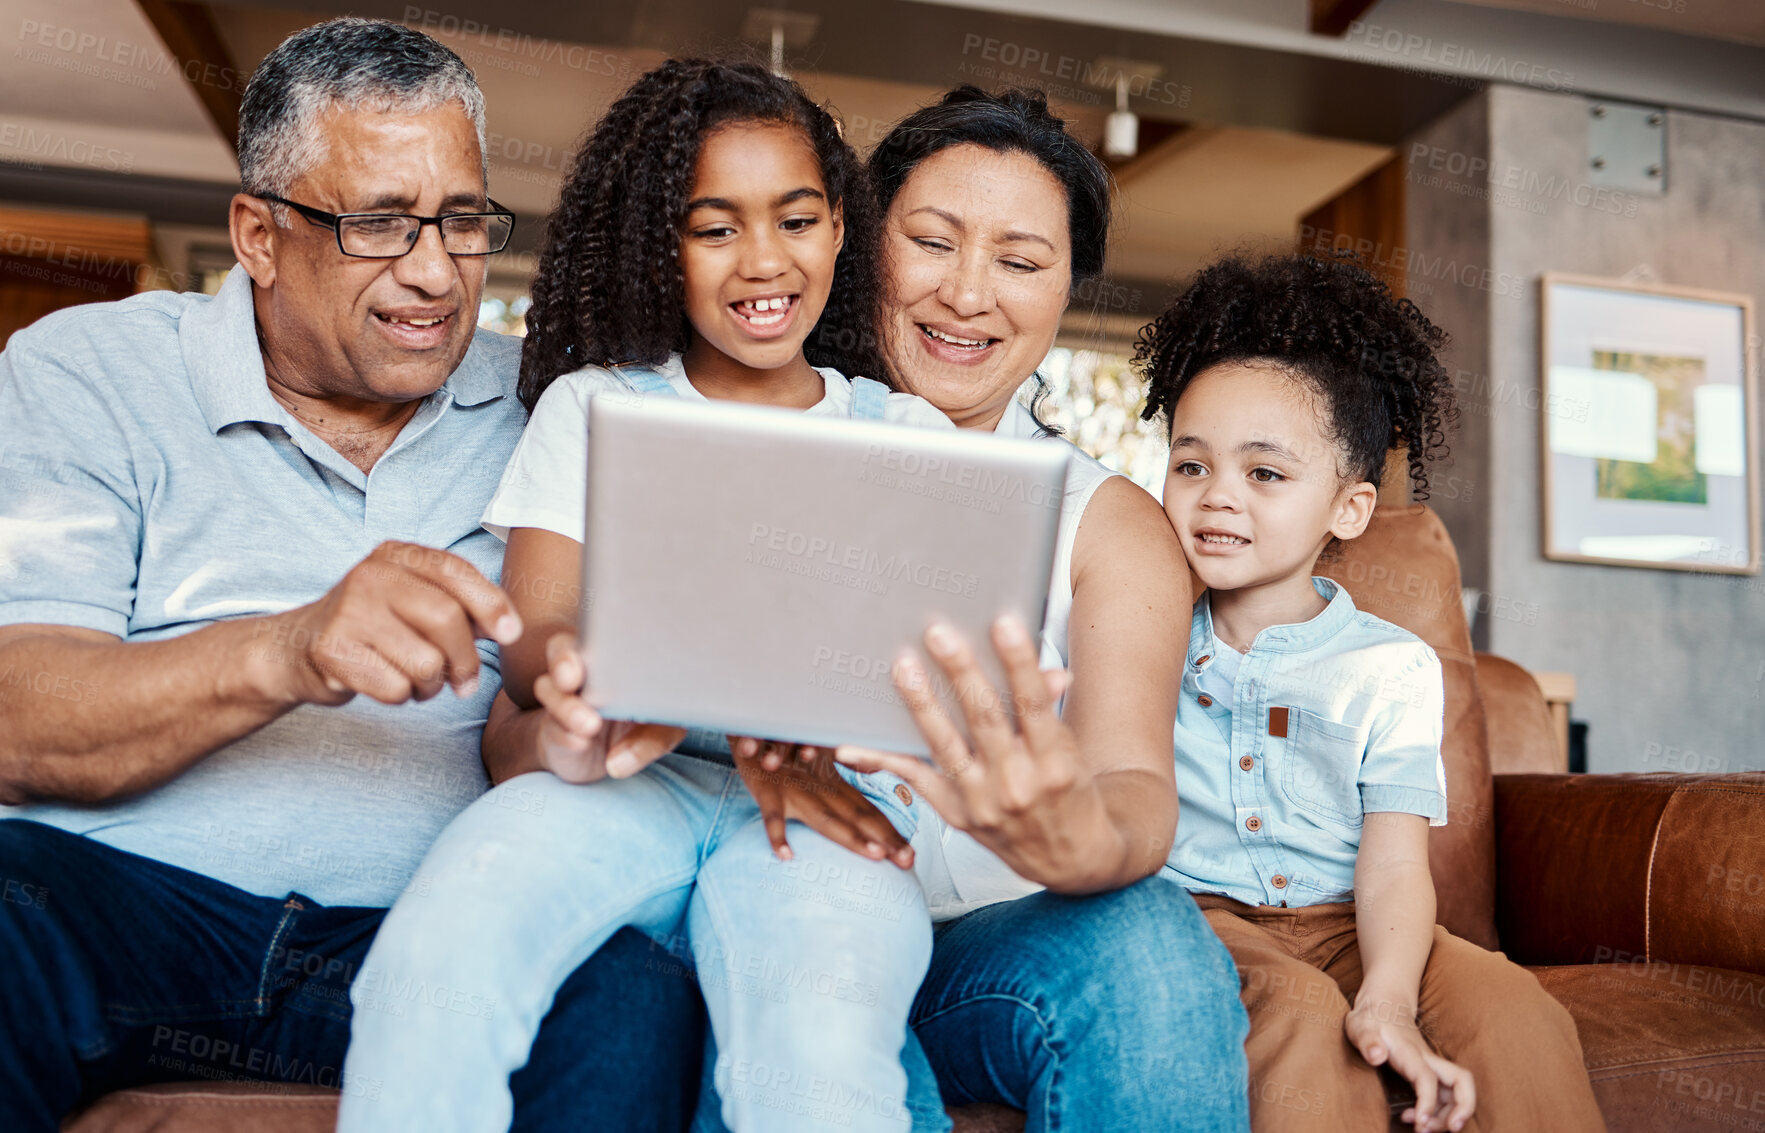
[678,121,843,377]
[880,144,1072,429]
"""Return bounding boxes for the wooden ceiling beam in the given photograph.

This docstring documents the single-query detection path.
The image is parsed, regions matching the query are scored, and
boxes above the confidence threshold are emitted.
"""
[1310,0,1381,36]
[135,0,244,153]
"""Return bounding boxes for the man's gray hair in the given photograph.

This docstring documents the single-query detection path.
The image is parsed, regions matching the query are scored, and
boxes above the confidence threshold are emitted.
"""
[238,17,486,216]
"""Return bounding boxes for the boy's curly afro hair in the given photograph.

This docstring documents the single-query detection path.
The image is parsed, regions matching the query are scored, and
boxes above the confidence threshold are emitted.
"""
[516,58,889,412]
[1134,253,1459,499]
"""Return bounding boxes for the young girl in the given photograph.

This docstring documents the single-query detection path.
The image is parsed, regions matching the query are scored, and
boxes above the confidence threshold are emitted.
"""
[1137,253,1604,1132]
[338,60,952,1133]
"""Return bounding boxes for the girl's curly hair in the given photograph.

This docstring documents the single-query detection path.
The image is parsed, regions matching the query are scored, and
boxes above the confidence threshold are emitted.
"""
[517,58,889,412]
[1134,252,1459,499]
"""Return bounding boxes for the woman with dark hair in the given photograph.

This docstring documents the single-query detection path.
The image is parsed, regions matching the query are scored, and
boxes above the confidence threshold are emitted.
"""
[801,86,1252,1131]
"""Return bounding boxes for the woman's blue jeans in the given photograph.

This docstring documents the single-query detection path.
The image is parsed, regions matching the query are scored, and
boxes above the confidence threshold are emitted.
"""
[914,878,1250,1131]
[699,874,1251,1133]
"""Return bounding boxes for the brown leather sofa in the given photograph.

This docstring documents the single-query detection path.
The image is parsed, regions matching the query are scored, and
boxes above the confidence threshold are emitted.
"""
[1333,506,1765,1133]
[62,505,1765,1132]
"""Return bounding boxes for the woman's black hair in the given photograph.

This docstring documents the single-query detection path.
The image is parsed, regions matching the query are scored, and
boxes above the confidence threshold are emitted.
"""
[866,86,1114,434]
[867,85,1111,287]
[517,58,889,412]
[1134,252,1459,500]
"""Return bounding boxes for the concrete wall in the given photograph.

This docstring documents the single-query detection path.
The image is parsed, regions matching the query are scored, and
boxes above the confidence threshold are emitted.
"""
[1402,92,1493,604]
[1405,85,1765,774]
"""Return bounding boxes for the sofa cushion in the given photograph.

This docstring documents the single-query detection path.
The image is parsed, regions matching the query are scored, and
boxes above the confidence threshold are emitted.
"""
[61,1083,338,1133]
[1532,962,1765,1132]
[1319,504,1498,949]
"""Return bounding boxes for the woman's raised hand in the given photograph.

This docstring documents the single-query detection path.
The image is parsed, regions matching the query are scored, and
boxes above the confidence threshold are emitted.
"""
[834,615,1114,889]
[530,630,684,782]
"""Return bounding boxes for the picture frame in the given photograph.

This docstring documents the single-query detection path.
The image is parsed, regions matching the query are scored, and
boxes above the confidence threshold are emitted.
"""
[1539,273,1760,574]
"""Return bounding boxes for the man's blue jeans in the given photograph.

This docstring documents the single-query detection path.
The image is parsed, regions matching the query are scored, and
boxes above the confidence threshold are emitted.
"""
[912,878,1251,1131]
[0,818,704,1132]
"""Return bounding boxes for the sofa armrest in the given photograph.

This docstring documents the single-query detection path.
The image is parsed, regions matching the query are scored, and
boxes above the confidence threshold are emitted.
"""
[1495,771,1765,975]
[1474,653,1562,775]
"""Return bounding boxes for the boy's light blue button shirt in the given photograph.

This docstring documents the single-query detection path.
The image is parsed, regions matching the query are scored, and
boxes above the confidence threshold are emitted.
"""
[0,266,528,907]
[1164,576,1448,909]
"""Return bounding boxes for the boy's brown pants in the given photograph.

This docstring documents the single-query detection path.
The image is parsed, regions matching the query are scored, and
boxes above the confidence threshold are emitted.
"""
[1194,895,1606,1132]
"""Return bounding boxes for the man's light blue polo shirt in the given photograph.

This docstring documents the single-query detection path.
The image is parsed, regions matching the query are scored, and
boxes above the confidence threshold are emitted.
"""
[0,266,528,907]
[1164,577,1448,909]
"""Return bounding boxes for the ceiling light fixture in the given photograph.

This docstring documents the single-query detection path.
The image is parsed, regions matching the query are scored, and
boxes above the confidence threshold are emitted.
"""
[740,8,819,78]
[1105,73,1138,159]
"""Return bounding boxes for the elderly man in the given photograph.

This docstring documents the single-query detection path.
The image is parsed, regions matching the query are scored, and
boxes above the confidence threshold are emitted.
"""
[0,18,699,1129]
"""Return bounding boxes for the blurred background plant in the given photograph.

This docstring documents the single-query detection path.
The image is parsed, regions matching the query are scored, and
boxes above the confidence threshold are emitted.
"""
[1029,347,1168,495]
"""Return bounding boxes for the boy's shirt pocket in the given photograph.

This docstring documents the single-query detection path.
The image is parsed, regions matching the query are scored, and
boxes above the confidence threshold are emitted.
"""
[1275,709,1368,831]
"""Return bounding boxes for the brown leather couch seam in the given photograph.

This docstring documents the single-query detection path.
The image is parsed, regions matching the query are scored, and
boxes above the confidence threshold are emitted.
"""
[1663,785,1765,797]
[1641,786,1673,961]
[1586,1041,1765,1068]
[1588,1056,1765,1082]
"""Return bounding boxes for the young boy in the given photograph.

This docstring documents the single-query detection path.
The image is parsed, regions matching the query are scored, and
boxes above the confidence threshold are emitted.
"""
[1136,253,1605,1132]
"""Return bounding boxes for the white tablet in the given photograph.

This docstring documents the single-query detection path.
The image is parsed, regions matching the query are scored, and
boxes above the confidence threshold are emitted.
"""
[580,393,1070,756]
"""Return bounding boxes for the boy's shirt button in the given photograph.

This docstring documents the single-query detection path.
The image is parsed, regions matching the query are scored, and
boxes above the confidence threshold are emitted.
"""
[1197,694,1213,707]
[1272,874,1288,889]
[1239,756,1255,771]
[1245,815,1262,832]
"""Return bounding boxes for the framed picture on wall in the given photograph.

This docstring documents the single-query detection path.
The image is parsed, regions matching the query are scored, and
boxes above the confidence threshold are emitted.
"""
[1540,274,1759,574]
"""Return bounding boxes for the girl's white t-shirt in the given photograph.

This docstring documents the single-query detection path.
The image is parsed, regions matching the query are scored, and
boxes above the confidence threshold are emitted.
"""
[482,353,952,541]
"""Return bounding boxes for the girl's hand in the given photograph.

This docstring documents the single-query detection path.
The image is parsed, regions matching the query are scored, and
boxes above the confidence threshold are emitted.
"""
[530,631,683,781]
[730,739,914,867]
[834,615,1108,888]
[1345,1003,1475,1133]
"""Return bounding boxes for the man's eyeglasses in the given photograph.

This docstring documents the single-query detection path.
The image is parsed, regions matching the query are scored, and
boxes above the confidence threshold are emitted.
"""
[258,194,516,259]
